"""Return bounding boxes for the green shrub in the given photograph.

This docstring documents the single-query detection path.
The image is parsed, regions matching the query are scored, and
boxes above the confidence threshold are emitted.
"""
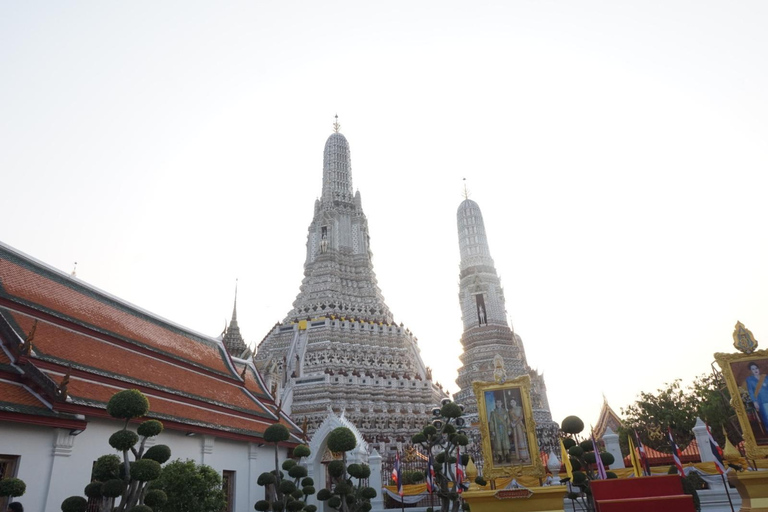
[278,480,296,495]
[440,402,462,418]
[144,489,168,507]
[101,479,124,498]
[257,472,276,486]
[562,438,576,449]
[137,419,163,437]
[293,445,310,458]
[335,482,353,495]
[109,429,139,451]
[128,506,152,512]
[83,482,102,499]
[131,459,161,481]
[301,477,314,487]
[361,487,377,499]
[561,416,584,435]
[92,454,121,481]
[143,444,172,464]
[107,389,149,420]
[254,500,270,511]
[327,460,345,478]
[316,488,331,501]
[288,465,307,479]
[327,427,356,453]
[264,424,290,443]
[0,478,26,498]
[61,496,88,512]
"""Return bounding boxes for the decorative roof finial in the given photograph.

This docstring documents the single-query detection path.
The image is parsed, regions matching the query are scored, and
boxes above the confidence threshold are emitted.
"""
[71,262,77,277]
[462,178,470,200]
[232,278,239,320]
[333,114,340,133]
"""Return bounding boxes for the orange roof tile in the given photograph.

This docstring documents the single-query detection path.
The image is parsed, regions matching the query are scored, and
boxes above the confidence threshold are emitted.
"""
[3,310,272,417]
[61,376,277,437]
[0,379,52,413]
[0,255,231,376]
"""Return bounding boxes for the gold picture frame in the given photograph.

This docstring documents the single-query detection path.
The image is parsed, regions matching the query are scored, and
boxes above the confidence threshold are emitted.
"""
[715,349,768,459]
[473,375,545,480]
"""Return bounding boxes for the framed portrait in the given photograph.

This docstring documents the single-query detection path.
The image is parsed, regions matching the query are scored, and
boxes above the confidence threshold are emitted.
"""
[473,375,545,480]
[715,349,768,458]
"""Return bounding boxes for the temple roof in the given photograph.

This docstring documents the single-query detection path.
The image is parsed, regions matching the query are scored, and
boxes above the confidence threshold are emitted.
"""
[594,396,623,439]
[0,242,301,442]
[222,285,249,358]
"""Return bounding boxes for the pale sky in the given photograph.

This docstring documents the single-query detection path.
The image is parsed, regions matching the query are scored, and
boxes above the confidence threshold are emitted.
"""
[2,1,767,433]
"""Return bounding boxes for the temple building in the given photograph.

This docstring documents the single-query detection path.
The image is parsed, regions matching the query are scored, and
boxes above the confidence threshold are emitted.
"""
[0,242,300,512]
[253,119,446,449]
[452,197,559,451]
[221,284,251,359]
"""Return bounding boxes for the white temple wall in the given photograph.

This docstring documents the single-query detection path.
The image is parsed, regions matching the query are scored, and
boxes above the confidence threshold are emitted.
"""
[0,418,282,512]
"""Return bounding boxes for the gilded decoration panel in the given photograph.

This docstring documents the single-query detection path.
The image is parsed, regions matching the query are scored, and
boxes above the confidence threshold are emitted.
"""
[472,375,544,480]
[715,349,768,459]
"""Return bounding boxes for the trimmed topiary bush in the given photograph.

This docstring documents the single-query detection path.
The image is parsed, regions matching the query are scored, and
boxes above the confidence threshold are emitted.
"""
[264,424,290,443]
[288,465,307,479]
[143,444,172,464]
[107,389,149,420]
[0,478,26,498]
[84,482,102,499]
[65,389,170,512]
[127,505,152,512]
[136,419,163,437]
[143,488,167,508]
[101,479,125,498]
[92,454,121,481]
[293,445,310,458]
[327,460,345,478]
[561,416,585,435]
[61,496,88,512]
[109,429,139,451]
[131,459,161,481]
[327,427,356,453]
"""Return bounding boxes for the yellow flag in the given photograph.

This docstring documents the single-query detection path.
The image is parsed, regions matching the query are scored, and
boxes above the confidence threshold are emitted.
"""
[560,438,573,480]
[627,435,642,477]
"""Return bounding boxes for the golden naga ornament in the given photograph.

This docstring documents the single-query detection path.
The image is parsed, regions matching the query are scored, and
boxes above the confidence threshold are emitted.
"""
[733,321,758,354]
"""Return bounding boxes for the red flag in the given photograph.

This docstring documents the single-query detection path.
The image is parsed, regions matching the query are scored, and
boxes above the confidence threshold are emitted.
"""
[634,430,651,476]
[426,454,436,493]
[706,424,726,475]
[391,452,403,496]
[667,427,685,476]
[455,447,465,494]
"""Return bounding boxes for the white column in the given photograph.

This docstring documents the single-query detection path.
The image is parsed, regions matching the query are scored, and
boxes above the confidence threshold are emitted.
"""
[202,435,215,464]
[693,417,715,463]
[368,449,384,512]
[546,450,561,484]
[602,427,625,469]
[249,443,261,509]
[42,428,79,512]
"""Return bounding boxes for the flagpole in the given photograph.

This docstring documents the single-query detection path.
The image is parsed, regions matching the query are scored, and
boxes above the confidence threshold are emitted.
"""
[720,473,736,512]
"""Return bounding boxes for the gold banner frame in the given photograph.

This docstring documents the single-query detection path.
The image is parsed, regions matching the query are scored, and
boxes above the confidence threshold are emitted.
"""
[715,348,768,459]
[473,375,545,480]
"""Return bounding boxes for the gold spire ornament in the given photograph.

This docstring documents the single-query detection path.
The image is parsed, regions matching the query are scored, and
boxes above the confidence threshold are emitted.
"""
[733,321,758,354]
[333,114,340,133]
